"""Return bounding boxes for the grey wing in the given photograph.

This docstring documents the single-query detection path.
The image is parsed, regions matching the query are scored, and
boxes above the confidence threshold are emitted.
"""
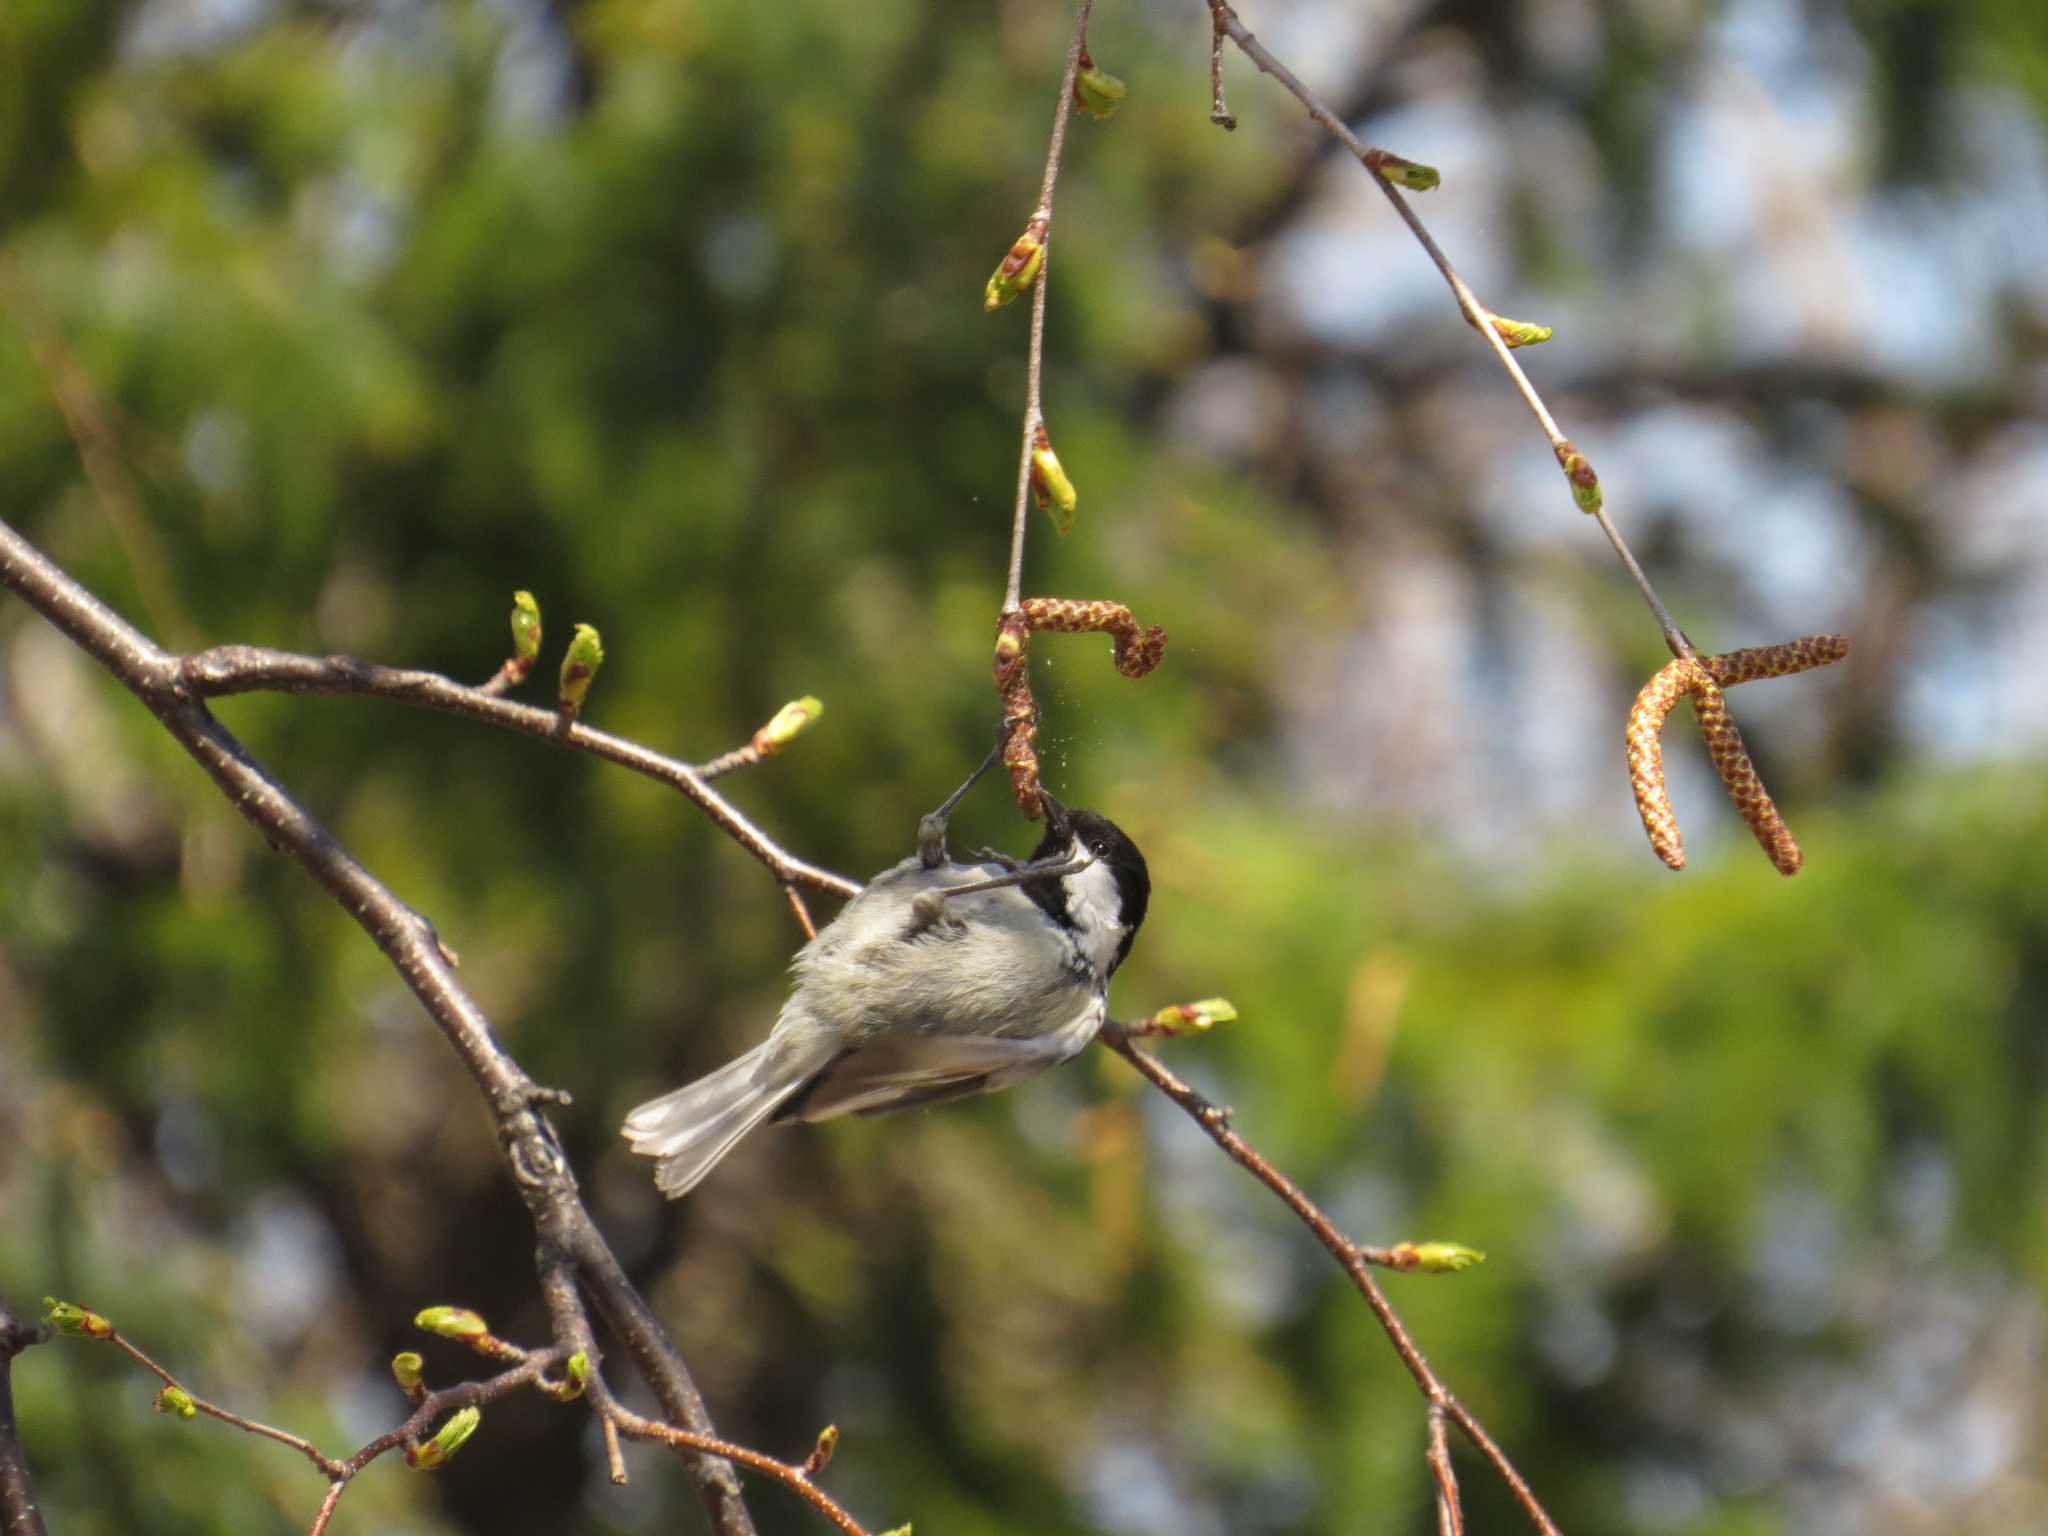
[775,1011,1100,1123]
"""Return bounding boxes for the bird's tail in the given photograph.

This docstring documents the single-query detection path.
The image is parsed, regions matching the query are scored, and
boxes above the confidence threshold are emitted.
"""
[621,1035,834,1199]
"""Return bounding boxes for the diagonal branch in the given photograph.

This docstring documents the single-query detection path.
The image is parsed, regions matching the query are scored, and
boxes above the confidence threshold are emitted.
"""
[0,514,759,1536]
[1204,0,1699,669]
[1103,1025,1563,1536]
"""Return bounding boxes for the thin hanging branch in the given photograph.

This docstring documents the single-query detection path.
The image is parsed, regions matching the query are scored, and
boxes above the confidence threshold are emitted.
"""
[1002,0,1097,615]
[1202,0,1697,665]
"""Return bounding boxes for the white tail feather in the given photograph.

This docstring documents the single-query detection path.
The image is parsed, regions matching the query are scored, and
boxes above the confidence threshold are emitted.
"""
[621,1036,833,1198]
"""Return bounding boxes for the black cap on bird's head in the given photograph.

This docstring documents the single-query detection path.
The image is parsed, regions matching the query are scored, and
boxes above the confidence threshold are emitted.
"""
[1025,793,1150,975]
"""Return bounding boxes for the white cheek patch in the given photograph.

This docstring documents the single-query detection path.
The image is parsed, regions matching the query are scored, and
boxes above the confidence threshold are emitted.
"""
[1060,858,1128,978]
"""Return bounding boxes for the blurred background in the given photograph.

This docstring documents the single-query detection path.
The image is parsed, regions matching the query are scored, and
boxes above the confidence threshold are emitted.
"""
[3,0,2046,1531]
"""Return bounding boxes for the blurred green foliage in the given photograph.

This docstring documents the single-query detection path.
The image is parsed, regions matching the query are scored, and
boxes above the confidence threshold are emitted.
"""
[3,1,2047,1534]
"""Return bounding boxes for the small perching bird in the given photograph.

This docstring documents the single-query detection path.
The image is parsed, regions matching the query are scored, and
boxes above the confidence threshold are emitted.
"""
[622,741,1150,1198]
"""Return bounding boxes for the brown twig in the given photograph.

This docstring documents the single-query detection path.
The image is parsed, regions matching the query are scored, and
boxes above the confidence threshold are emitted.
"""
[1205,0,1237,128]
[603,1405,874,1536]
[1002,0,1097,616]
[1103,1025,1563,1536]
[172,645,859,900]
[530,1258,872,1534]
[783,882,821,942]
[1428,1402,1463,1536]
[58,1285,878,1536]
[54,1304,568,1533]
[105,1330,349,1475]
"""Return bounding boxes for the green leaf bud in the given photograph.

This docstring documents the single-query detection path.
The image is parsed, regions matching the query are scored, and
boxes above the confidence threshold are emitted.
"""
[407,1406,481,1471]
[753,697,824,755]
[43,1298,114,1340]
[510,591,542,668]
[984,229,1046,311]
[558,625,605,716]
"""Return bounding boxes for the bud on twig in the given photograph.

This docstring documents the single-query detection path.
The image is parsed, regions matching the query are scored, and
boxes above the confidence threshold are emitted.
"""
[1488,314,1553,349]
[1029,425,1078,536]
[407,1406,481,1471]
[1555,442,1602,514]
[1074,54,1127,119]
[1387,1241,1486,1274]
[752,697,823,756]
[1139,997,1238,1037]
[510,590,542,672]
[413,1306,490,1343]
[153,1385,198,1420]
[43,1298,113,1340]
[557,624,605,723]
[1364,149,1440,191]
[391,1351,427,1401]
[801,1424,839,1477]
[540,1349,591,1402]
[984,224,1047,311]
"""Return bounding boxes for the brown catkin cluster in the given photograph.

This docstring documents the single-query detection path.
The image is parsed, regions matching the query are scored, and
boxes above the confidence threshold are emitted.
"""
[1019,597,1168,678]
[1626,660,1698,869]
[994,599,1170,819]
[1703,633,1850,687]
[1626,634,1849,877]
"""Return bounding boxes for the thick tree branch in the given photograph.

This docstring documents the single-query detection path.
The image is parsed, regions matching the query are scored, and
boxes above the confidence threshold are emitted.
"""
[0,515,758,1536]
[0,1289,48,1536]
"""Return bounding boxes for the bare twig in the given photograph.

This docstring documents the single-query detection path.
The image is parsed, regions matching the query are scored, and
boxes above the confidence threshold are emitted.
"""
[304,1479,347,1536]
[605,1404,874,1536]
[105,1330,350,1476]
[1428,1402,1464,1536]
[1002,0,1097,615]
[0,1288,49,1536]
[1104,1025,1563,1536]
[1205,0,1237,128]
[783,882,821,942]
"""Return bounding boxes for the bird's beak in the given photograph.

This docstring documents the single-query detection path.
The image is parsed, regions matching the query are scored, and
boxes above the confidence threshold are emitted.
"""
[1039,788,1071,835]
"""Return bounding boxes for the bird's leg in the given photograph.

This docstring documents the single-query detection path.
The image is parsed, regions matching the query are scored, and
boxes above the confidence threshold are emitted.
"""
[917,721,1009,869]
[930,790,1086,899]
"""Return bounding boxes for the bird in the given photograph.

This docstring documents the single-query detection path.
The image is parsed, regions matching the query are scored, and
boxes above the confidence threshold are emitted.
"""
[621,747,1149,1198]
